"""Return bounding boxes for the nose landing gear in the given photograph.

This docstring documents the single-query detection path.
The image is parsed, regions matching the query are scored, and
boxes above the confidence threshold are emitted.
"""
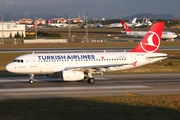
[29,74,34,84]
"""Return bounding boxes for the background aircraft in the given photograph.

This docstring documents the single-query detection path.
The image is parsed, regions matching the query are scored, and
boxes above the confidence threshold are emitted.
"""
[109,18,137,28]
[26,22,38,28]
[121,20,177,41]
[133,17,153,27]
[26,25,34,28]
[48,20,68,28]
[93,23,103,28]
[133,18,150,27]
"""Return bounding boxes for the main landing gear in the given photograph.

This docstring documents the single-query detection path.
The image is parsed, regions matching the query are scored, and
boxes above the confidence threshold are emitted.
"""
[29,74,34,84]
[87,78,95,84]
[28,73,96,84]
[87,73,95,84]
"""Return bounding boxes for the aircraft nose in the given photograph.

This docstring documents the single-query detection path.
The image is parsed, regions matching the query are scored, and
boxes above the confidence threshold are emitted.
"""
[6,63,15,73]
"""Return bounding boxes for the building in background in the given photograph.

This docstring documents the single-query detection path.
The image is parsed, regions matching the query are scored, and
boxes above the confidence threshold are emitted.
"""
[0,21,26,38]
[51,18,67,24]
[71,18,83,23]
[19,18,34,24]
[35,18,46,25]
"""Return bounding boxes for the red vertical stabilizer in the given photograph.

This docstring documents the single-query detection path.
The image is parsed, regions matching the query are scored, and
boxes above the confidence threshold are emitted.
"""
[121,20,132,32]
[131,22,164,53]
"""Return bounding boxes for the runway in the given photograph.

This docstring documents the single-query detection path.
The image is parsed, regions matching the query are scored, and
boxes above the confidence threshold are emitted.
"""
[0,74,180,99]
[0,46,180,53]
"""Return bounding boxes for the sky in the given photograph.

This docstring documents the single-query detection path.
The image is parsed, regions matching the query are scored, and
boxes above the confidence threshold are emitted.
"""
[0,0,180,19]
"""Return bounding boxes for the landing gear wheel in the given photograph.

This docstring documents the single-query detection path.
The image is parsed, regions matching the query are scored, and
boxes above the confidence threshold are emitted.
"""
[88,78,95,84]
[29,79,34,84]
[29,74,34,84]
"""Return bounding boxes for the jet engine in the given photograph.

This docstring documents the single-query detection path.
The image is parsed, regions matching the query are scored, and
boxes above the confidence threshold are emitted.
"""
[46,70,88,81]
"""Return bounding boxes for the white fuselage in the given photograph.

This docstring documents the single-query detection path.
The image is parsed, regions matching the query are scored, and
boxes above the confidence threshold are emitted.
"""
[110,18,137,28]
[26,25,34,28]
[6,52,167,75]
[126,31,177,39]
[110,23,136,28]
[49,23,68,27]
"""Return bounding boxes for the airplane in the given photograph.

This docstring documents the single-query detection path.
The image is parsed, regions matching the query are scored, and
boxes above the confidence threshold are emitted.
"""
[121,20,177,41]
[48,20,68,28]
[26,23,38,28]
[133,18,150,28]
[26,25,34,28]
[93,23,103,28]
[81,23,103,28]
[109,18,137,28]
[6,22,167,84]
[26,22,38,28]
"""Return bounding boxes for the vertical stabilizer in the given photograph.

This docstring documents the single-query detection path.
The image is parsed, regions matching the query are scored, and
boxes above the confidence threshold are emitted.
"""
[131,22,164,53]
[131,18,137,24]
[48,20,52,25]
[121,20,132,32]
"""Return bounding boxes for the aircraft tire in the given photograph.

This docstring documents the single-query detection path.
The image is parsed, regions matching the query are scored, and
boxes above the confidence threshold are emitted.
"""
[29,79,34,84]
[88,78,95,84]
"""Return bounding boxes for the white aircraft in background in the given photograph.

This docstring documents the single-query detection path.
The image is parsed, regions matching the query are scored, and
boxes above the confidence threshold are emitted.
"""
[26,22,38,28]
[109,18,137,28]
[121,20,177,41]
[93,23,103,28]
[133,18,150,27]
[26,25,34,28]
[133,17,153,28]
[48,20,68,28]
[6,22,167,84]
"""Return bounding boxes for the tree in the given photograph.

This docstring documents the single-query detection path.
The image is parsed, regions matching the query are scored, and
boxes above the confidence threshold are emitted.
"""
[9,33,12,38]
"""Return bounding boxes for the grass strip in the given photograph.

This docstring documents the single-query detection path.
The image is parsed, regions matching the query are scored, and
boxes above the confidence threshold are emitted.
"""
[0,95,179,120]
[1,41,180,48]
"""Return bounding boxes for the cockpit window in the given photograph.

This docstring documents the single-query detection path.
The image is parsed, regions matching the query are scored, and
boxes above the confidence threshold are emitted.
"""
[13,59,24,63]
[13,59,17,62]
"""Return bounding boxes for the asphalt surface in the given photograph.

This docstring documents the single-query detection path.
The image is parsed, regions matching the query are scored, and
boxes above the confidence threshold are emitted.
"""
[0,46,180,53]
[0,74,180,99]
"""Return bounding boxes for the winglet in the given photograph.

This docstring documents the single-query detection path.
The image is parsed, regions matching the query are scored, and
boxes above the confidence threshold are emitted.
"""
[131,22,164,53]
[121,20,132,32]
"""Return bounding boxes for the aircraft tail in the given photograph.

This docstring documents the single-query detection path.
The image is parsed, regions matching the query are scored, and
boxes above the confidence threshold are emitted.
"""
[121,20,132,32]
[131,18,137,24]
[32,22,38,28]
[131,22,164,53]
[143,19,149,26]
[48,20,52,25]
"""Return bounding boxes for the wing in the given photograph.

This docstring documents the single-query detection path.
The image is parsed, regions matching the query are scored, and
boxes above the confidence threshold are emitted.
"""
[54,62,136,73]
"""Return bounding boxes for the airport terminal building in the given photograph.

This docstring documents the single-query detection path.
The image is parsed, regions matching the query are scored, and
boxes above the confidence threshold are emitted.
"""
[0,22,26,38]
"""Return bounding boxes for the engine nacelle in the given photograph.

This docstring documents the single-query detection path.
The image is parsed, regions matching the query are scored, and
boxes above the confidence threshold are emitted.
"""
[46,70,88,81]
[62,70,86,81]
